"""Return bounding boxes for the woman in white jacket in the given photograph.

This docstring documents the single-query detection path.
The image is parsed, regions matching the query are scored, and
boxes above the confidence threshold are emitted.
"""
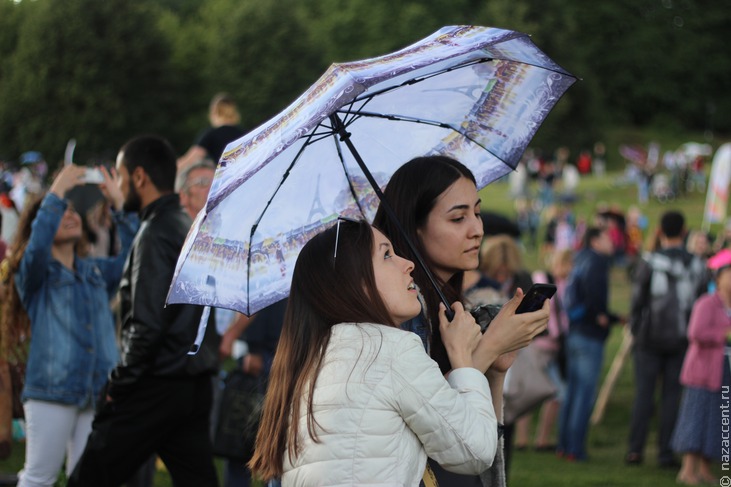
[250,219,513,486]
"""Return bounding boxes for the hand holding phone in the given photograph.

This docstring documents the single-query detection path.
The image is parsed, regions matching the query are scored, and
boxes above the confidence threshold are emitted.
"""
[83,167,105,184]
[515,283,556,314]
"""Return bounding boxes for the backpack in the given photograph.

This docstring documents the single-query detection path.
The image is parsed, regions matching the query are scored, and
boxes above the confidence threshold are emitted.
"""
[634,251,704,352]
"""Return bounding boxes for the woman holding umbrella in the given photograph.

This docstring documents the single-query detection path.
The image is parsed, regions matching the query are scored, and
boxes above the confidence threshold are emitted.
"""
[373,155,550,487]
[250,219,508,484]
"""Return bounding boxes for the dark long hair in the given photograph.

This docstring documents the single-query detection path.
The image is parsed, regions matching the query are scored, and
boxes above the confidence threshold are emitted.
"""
[0,197,43,364]
[372,155,477,372]
[249,219,395,480]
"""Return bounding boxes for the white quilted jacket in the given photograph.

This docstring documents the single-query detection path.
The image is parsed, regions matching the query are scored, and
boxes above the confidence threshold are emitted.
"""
[282,323,497,486]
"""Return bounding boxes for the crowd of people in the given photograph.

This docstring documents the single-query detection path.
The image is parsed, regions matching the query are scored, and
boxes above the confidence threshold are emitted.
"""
[488,155,727,486]
[0,99,728,487]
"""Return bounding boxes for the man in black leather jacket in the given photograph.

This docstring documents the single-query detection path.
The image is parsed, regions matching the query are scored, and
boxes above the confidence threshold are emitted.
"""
[69,135,220,487]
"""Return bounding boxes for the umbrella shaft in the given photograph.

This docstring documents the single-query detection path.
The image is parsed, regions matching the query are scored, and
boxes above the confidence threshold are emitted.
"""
[328,113,455,320]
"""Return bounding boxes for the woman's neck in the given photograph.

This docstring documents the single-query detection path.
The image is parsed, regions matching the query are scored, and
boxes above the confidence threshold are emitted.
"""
[51,242,75,270]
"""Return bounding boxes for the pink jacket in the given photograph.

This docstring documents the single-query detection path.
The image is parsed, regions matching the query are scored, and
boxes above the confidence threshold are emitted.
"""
[680,292,731,391]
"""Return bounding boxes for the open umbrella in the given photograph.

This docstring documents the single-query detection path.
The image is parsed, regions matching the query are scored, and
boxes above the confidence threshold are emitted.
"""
[167,25,577,320]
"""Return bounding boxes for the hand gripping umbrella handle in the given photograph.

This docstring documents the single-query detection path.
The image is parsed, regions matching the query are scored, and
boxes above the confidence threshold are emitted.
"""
[329,113,455,321]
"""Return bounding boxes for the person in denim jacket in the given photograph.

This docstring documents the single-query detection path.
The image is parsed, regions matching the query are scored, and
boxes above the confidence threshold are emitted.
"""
[7,163,137,487]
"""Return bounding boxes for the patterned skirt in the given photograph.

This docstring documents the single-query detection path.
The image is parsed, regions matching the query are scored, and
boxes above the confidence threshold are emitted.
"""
[671,355,731,460]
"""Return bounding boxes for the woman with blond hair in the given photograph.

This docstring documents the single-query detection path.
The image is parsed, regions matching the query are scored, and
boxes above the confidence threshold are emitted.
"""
[478,235,533,302]
[514,248,574,452]
[474,234,533,473]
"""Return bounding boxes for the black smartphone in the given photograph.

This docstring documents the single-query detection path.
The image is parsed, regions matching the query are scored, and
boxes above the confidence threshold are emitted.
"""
[515,283,556,314]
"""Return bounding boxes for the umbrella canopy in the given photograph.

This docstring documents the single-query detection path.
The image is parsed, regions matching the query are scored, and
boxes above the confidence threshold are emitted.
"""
[167,25,577,316]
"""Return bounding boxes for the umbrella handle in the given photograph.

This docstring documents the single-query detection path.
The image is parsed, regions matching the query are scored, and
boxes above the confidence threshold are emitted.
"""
[329,113,455,321]
[188,306,210,355]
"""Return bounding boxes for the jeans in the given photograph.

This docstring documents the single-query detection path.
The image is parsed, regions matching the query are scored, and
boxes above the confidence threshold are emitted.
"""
[558,331,605,460]
[18,400,94,487]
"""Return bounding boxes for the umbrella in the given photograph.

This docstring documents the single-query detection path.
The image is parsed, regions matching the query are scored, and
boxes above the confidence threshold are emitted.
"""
[167,25,577,320]
[619,144,648,166]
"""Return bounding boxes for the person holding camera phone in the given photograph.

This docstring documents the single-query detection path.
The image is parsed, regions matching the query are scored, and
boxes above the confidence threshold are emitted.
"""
[2,164,137,487]
[373,156,550,487]
[250,219,499,485]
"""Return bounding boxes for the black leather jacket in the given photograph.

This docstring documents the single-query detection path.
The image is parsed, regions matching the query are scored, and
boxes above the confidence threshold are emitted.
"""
[108,194,219,399]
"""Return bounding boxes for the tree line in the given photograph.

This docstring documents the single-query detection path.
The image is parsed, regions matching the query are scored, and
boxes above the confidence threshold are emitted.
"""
[0,0,728,168]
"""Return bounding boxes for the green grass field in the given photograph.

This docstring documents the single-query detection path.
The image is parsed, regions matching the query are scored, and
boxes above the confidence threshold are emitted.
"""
[0,159,726,486]
[488,168,722,486]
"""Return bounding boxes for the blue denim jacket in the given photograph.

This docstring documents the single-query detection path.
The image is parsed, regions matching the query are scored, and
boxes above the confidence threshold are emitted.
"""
[16,193,138,407]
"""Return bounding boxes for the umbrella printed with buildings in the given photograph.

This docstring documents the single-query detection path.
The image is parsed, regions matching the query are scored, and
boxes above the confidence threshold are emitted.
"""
[167,25,577,317]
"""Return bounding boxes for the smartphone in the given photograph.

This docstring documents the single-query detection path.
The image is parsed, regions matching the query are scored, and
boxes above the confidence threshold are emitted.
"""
[84,167,105,184]
[515,283,556,314]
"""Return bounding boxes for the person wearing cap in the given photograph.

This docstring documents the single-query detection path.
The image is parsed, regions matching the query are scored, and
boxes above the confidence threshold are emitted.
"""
[9,152,46,212]
[671,248,731,485]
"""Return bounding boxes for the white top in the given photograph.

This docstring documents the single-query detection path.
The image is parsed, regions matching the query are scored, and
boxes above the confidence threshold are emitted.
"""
[282,323,497,486]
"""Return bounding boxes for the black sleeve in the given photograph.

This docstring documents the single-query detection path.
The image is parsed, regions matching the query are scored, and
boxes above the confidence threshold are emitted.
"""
[108,227,179,397]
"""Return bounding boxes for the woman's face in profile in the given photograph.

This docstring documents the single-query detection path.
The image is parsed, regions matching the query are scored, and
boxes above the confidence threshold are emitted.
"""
[416,177,483,282]
[371,228,421,324]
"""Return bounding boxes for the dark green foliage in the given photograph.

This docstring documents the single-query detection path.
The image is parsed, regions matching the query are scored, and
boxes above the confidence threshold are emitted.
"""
[0,0,182,165]
[0,0,728,172]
